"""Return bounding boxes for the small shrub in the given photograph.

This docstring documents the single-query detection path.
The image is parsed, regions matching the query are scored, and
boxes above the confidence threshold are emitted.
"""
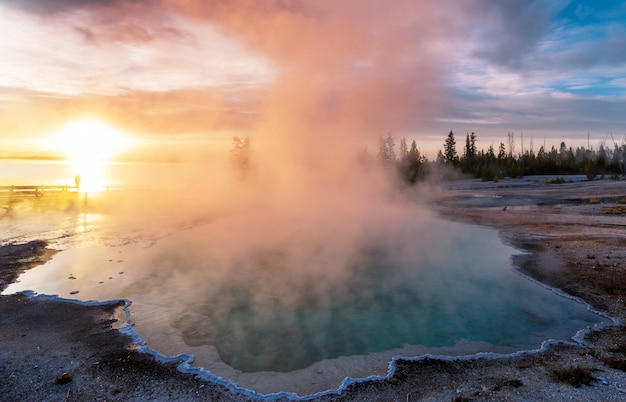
[552,366,597,388]
[585,349,599,358]
[53,372,73,384]
[603,357,626,372]
[584,161,597,180]
[608,344,626,354]
[492,379,523,391]
[545,176,565,184]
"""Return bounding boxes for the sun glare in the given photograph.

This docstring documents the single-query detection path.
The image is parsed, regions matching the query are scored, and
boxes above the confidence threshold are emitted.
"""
[48,119,137,192]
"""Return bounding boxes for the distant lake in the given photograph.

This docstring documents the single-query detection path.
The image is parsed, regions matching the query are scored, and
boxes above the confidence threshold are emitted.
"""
[0,159,192,188]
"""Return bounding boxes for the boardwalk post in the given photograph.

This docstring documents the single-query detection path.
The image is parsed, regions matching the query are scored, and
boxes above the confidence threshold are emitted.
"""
[7,186,14,210]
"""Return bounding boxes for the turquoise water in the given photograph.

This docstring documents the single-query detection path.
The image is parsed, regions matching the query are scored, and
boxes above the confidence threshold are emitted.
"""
[170,221,604,373]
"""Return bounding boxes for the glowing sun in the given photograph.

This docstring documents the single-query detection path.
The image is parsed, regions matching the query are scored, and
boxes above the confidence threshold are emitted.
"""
[48,119,136,192]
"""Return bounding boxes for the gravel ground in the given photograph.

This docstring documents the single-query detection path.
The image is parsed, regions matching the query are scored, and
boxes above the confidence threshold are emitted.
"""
[1,176,626,401]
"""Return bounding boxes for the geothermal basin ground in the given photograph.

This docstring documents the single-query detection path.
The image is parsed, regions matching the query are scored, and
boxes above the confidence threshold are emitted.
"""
[1,175,626,401]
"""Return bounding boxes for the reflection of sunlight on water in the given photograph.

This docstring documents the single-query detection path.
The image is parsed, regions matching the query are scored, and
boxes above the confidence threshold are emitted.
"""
[0,208,107,250]
[71,212,104,235]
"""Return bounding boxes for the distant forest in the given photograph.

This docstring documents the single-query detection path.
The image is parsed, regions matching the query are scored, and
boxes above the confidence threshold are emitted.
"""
[230,131,626,184]
[370,131,626,184]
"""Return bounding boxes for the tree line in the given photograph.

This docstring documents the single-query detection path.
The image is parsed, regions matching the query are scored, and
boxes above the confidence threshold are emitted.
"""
[371,131,625,184]
[438,130,625,182]
[230,131,625,184]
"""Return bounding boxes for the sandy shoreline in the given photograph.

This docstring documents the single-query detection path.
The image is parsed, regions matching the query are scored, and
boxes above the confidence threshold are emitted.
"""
[2,177,626,401]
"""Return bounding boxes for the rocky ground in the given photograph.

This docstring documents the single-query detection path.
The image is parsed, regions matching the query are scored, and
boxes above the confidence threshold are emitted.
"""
[1,176,626,401]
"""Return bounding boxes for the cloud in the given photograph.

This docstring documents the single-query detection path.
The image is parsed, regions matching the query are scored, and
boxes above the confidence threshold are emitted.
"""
[466,0,559,69]
[459,1,626,71]
[74,20,189,45]
[540,24,626,69]
[610,77,626,87]
[575,4,595,19]
[2,0,188,45]
[0,4,273,96]
[156,0,449,163]
[432,86,626,150]
[0,0,132,15]
[550,91,577,99]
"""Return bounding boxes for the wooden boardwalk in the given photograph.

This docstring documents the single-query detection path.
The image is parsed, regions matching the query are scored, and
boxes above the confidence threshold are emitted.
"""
[0,185,76,200]
[0,185,149,209]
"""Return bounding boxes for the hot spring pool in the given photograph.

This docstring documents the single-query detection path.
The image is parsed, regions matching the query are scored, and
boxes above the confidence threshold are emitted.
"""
[3,211,607,395]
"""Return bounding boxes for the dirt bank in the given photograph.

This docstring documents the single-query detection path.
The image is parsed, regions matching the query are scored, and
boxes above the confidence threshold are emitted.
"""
[1,177,626,401]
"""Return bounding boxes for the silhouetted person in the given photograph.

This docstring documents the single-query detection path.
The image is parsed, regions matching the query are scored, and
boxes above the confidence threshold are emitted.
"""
[75,175,81,191]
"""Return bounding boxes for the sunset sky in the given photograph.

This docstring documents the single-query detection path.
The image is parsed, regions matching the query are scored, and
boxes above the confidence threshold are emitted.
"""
[1,0,625,159]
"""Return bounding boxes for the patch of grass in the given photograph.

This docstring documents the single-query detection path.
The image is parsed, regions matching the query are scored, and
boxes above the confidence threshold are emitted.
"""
[608,344,626,354]
[588,198,601,204]
[603,206,626,215]
[602,357,626,372]
[492,379,524,391]
[551,366,597,388]
[544,176,566,184]
[616,198,626,205]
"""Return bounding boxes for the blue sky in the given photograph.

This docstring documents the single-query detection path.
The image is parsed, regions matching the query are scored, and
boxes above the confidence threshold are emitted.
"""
[0,0,624,157]
[431,0,626,153]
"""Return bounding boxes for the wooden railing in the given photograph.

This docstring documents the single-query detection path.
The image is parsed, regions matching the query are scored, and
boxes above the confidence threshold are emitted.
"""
[0,185,150,207]
[0,185,76,198]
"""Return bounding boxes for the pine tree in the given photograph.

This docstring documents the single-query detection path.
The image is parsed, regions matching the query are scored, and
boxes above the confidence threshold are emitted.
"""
[377,134,396,166]
[230,136,251,178]
[443,131,458,164]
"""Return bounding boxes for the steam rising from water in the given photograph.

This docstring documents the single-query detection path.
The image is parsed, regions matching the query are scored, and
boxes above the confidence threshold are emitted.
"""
[75,2,468,388]
[106,1,450,298]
